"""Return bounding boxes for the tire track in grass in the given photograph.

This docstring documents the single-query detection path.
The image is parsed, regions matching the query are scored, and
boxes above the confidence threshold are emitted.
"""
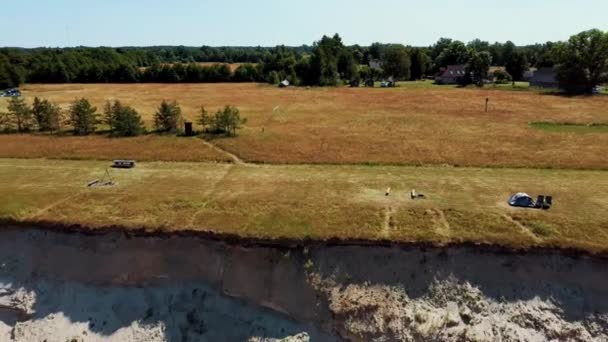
[502,213,542,243]
[435,208,451,239]
[188,164,237,227]
[382,206,394,238]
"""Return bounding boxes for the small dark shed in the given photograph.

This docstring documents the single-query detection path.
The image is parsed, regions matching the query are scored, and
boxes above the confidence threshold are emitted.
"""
[184,122,194,136]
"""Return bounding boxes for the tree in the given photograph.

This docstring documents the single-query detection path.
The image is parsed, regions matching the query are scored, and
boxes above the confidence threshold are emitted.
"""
[233,63,260,82]
[197,106,212,132]
[154,100,181,132]
[211,105,247,136]
[409,47,431,80]
[338,49,357,80]
[0,55,24,89]
[32,97,62,132]
[7,96,32,132]
[435,41,470,68]
[67,98,98,135]
[310,34,345,86]
[466,51,492,86]
[467,39,490,52]
[382,45,411,80]
[103,100,145,136]
[493,70,512,84]
[505,50,529,85]
[554,29,608,93]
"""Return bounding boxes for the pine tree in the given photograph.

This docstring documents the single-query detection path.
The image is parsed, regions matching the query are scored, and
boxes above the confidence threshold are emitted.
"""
[67,98,98,135]
[154,100,181,132]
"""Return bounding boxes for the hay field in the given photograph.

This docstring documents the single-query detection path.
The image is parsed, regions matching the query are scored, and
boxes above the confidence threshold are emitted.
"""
[2,159,607,252]
[0,134,231,162]
[1,83,607,168]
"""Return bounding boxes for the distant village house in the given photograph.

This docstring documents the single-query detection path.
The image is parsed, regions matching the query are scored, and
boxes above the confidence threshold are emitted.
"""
[434,65,467,85]
[369,59,383,71]
[529,67,559,88]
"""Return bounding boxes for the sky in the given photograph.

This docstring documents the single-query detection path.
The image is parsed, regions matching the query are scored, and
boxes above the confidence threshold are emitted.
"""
[2,0,607,48]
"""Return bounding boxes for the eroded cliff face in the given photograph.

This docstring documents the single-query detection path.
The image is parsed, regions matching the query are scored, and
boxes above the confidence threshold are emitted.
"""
[0,226,607,341]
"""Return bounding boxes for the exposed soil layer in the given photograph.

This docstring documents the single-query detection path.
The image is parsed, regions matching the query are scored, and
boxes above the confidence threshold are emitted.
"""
[1,226,608,341]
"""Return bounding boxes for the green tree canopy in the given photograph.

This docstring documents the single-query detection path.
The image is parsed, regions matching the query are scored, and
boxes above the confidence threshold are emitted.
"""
[67,98,98,135]
[382,45,411,80]
[554,29,608,93]
[435,41,470,68]
[154,100,182,132]
[103,100,145,136]
[505,50,529,84]
[466,51,492,86]
[32,97,62,132]
[7,96,32,132]
[310,34,346,86]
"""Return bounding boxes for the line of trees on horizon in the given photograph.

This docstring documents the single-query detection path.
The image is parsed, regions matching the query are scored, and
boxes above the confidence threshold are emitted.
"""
[1,29,606,93]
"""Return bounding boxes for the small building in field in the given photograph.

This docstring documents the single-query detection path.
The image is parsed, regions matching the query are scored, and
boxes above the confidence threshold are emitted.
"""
[369,59,383,71]
[529,67,558,88]
[523,70,535,81]
[435,65,467,85]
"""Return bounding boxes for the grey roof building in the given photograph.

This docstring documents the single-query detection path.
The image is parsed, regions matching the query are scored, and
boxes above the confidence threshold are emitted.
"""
[529,68,559,88]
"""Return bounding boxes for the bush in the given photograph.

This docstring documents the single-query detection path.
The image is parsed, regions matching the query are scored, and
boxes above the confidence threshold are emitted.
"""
[494,70,512,84]
[154,100,182,133]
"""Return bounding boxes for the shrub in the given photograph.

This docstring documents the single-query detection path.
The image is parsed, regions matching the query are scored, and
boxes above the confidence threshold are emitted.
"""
[494,70,512,84]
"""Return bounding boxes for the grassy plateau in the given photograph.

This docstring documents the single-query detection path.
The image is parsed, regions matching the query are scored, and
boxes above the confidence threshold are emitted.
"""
[1,159,607,252]
[0,82,607,253]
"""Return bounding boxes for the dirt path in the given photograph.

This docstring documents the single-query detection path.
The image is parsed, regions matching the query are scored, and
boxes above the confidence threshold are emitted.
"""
[200,139,247,166]
[25,192,84,220]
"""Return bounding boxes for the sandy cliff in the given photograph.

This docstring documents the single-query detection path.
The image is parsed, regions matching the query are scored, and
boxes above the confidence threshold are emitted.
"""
[0,226,607,341]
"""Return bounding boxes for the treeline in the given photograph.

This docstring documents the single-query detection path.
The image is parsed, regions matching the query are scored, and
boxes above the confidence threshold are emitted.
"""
[1,29,606,92]
[0,97,246,137]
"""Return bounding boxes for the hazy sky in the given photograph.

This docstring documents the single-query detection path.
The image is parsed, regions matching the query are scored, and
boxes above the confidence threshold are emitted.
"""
[2,0,607,48]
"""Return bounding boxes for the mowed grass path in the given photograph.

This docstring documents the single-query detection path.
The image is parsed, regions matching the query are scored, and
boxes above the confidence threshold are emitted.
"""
[2,159,607,252]
[0,83,607,169]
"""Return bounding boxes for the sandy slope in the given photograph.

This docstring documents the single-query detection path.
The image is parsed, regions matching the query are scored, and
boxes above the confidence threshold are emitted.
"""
[1,227,607,341]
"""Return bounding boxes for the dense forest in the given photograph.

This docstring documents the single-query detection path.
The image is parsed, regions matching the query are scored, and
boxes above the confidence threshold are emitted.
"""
[1,29,606,93]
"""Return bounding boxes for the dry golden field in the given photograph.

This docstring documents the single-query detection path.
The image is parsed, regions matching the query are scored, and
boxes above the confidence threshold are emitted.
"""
[1,159,607,252]
[1,83,607,168]
[0,134,231,162]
